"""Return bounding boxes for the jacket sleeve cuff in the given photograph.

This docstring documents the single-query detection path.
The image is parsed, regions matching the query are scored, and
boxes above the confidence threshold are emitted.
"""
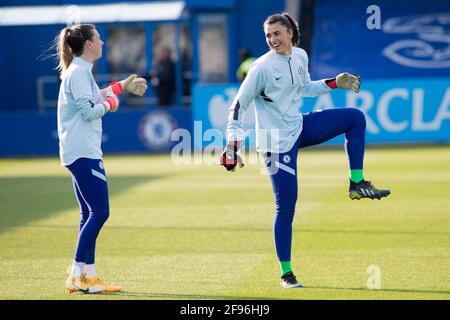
[325,78,337,89]
[109,81,123,95]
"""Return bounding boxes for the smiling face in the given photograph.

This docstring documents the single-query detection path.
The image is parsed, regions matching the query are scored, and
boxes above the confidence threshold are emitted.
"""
[264,22,293,56]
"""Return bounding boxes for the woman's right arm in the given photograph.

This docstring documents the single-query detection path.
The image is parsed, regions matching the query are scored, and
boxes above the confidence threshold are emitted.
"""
[226,63,265,143]
[221,64,265,172]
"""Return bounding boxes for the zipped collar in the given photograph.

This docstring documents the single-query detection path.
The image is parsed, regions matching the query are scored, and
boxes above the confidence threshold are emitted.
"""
[271,49,292,61]
[269,50,295,85]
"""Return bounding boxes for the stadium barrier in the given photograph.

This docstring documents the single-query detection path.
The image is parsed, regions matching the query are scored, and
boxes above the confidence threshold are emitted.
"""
[0,107,191,157]
[2,76,449,157]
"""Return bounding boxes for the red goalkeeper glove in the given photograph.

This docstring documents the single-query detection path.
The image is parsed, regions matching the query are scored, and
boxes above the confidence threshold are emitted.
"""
[220,141,244,172]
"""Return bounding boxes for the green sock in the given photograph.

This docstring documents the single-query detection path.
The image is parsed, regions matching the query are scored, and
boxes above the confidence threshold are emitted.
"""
[280,261,292,277]
[350,169,364,183]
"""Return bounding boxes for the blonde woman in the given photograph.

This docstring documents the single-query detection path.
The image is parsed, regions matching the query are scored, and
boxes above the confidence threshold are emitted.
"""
[56,24,147,293]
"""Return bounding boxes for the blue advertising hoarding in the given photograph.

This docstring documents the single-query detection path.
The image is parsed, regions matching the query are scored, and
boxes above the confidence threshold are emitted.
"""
[0,108,191,157]
[2,77,449,157]
[311,0,450,80]
[192,79,450,148]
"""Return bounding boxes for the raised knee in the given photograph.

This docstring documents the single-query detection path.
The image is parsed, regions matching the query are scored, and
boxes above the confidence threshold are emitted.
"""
[350,107,366,128]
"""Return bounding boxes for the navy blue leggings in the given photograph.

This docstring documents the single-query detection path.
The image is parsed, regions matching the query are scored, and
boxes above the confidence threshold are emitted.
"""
[265,107,366,261]
[67,158,110,264]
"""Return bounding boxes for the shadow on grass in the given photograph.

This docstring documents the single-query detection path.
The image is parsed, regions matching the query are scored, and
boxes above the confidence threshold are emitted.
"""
[299,228,450,237]
[306,286,450,296]
[100,291,281,300]
[99,286,450,299]
[19,225,449,237]
[0,174,166,234]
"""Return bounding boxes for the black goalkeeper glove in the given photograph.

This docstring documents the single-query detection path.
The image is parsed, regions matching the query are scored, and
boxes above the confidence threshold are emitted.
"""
[220,141,244,172]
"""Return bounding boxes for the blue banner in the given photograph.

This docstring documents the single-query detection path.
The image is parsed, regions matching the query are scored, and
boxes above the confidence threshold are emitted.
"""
[0,108,192,157]
[192,79,450,147]
[311,0,450,79]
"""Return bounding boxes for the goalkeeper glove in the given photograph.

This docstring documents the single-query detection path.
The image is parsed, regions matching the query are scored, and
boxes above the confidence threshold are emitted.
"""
[120,74,148,96]
[107,74,148,97]
[220,141,244,172]
[335,72,360,93]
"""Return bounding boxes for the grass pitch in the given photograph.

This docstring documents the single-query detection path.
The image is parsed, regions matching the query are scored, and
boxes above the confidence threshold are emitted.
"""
[0,146,449,300]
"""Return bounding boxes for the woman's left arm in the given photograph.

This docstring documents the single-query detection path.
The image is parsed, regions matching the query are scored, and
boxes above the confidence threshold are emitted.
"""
[298,51,333,97]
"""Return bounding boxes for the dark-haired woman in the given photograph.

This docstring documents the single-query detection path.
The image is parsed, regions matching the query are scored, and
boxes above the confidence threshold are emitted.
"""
[221,13,390,288]
[56,24,147,293]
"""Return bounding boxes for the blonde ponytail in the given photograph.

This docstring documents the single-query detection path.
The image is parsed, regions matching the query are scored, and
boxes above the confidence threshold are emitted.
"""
[56,28,73,79]
[55,24,95,78]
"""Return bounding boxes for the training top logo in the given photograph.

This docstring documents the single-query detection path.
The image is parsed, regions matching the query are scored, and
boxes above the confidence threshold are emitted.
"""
[283,154,291,164]
[99,161,104,170]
